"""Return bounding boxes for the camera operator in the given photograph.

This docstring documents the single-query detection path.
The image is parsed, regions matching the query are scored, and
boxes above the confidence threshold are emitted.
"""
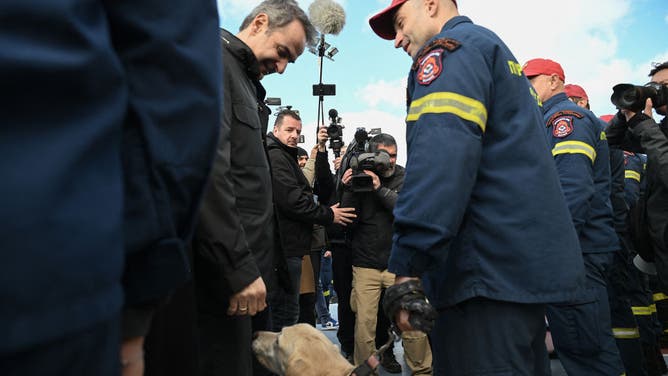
[341,133,432,374]
[607,61,668,349]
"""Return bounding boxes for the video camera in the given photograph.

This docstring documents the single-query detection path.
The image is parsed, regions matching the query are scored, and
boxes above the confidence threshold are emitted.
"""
[611,82,668,112]
[347,127,392,192]
[327,108,345,157]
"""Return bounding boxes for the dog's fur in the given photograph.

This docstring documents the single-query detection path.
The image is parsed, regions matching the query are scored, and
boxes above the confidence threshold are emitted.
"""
[252,323,356,376]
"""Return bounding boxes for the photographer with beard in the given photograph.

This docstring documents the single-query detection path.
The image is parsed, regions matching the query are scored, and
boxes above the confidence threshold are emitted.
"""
[341,133,432,374]
[607,61,668,357]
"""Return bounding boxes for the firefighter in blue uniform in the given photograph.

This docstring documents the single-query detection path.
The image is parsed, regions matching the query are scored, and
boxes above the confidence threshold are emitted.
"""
[620,149,667,375]
[524,58,626,375]
[369,1,585,375]
[1,0,222,374]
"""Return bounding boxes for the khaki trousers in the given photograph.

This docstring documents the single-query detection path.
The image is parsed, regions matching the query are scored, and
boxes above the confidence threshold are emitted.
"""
[351,267,432,374]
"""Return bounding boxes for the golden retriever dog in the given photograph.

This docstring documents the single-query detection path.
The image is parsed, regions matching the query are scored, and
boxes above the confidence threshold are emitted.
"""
[252,323,357,376]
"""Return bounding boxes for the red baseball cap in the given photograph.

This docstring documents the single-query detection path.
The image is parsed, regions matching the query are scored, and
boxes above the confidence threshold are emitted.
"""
[599,114,615,123]
[522,58,565,81]
[564,84,588,100]
[369,0,457,40]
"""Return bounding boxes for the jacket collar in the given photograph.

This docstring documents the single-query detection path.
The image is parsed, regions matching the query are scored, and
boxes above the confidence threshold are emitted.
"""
[542,92,569,114]
[220,28,262,80]
[267,132,298,160]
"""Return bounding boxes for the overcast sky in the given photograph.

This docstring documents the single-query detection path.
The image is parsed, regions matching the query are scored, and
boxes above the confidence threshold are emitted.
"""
[219,0,668,166]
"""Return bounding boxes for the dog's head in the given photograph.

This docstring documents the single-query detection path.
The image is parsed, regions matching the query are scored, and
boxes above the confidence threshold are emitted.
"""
[252,323,354,376]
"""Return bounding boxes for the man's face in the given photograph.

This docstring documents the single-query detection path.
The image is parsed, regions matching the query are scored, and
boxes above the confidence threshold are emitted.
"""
[376,144,397,177]
[246,18,306,79]
[651,68,668,115]
[298,155,308,168]
[273,115,302,148]
[393,1,432,59]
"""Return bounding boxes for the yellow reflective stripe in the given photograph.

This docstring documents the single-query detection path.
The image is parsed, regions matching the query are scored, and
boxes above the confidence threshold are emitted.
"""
[552,141,596,163]
[651,304,657,313]
[406,91,488,132]
[654,293,668,302]
[632,306,652,315]
[625,170,641,182]
[600,132,607,140]
[612,327,640,339]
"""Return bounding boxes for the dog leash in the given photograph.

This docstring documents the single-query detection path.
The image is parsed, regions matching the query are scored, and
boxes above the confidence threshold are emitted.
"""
[349,327,398,376]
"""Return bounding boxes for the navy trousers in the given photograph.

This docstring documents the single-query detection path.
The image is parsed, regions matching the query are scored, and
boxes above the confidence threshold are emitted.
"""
[0,317,120,376]
[547,252,625,376]
[431,298,548,376]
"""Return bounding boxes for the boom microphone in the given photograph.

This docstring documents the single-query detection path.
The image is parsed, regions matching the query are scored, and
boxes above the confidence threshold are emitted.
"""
[308,0,346,35]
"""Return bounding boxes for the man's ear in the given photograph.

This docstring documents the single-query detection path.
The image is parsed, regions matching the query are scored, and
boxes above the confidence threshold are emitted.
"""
[424,0,439,16]
[250,13,270,35]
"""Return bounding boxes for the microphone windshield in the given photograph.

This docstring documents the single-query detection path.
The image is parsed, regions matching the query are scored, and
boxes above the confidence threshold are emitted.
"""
[309,0,346,35]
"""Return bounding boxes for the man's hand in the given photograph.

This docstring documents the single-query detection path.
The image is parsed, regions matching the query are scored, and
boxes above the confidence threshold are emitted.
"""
[330,203,356,226]
[317,127,329,151]
[120,336,145,376]
[341,168,353,186]
[323,250,332,258]
[333,156,343,171]
[227,277,267,316]
[622,98,654,123]
[310,145,319,159]
[363,170,381,191]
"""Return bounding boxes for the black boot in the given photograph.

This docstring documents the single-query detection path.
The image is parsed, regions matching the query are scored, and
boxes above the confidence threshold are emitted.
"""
[380,351,402,374]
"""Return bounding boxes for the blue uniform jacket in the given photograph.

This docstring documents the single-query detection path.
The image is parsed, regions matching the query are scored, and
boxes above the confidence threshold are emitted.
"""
[540,93,619,253]
[0,0,221,353]
[389,16,585,309]
[623,151,646,208]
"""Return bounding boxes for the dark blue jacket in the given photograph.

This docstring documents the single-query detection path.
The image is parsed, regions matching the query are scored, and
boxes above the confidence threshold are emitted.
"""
[0,0,221,353]
[623,151,646,208]
[540,93,619,253]
[389,16,585,308]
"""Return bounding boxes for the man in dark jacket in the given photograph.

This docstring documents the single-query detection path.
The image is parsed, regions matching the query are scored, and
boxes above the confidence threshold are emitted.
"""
[341,134,432,374]
[607,61,668,362]
[190,2,317,375]
[0,0,222,375]
[267,109,356,331]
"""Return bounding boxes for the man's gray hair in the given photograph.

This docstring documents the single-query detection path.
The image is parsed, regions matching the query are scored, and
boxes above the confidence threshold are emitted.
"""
[240,0,317,46]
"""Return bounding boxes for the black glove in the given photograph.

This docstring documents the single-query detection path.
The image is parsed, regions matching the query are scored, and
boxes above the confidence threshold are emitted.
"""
[383,279,438,334]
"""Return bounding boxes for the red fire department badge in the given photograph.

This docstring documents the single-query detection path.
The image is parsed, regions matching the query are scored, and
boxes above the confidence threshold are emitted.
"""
[417,48,444,85]
[552,116,574,138]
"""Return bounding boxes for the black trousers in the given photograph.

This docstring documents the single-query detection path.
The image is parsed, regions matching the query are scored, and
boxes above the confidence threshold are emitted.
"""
[331,242,355,355]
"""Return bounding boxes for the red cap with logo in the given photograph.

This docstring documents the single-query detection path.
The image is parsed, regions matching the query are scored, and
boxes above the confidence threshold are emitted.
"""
[522,58,565,81]
[369,0,457,40]
[564,84,589,100]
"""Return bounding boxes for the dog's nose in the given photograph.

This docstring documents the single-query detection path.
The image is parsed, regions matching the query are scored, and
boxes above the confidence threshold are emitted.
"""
[252,331,260,340]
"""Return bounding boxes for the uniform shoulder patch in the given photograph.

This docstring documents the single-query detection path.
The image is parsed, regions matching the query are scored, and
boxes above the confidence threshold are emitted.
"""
[411,38,461,70]
[547,110,584,138]
[416,48,444,86]
[551,116,574,138]
[546,110,584,126]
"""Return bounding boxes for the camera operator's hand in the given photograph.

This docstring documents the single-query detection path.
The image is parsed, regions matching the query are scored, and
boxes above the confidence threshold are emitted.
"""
[622,98,654,126]
[363,170,381,191]
[341,168,353,186]
[310,145,319,159]
[317,127,329,152]
[330,203,356,226]
[333,156,343,171]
